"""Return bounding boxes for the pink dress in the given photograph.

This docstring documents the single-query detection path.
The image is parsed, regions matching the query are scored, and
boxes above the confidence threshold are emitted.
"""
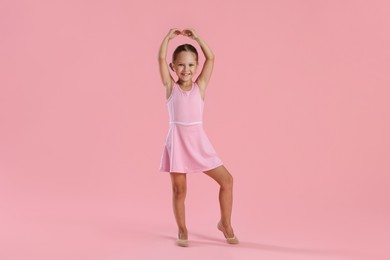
[159,82,223,173]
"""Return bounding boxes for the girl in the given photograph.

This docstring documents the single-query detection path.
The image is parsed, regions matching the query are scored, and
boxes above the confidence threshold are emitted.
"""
[158,28,238,247]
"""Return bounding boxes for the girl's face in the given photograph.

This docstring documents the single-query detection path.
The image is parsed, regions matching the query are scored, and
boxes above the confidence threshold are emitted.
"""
[172,51,198,83]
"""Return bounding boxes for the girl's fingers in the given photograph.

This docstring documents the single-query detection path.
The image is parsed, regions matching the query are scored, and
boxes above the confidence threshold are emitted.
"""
[167,28,197,39]
[168,28,181,38]
[182,28,197,39]
[182,29,192,35]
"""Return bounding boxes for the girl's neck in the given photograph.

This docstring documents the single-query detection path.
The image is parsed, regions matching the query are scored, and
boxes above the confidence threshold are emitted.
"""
[177,80,193,89]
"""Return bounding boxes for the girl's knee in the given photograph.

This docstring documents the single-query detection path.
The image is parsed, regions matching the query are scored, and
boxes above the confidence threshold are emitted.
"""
[222,174,233,189]
[172,185,187,198]
[170,173,187,198]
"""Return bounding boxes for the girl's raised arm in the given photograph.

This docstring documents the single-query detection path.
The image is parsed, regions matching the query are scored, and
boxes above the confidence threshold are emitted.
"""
[182,29,215,90]
[158,29,181,88]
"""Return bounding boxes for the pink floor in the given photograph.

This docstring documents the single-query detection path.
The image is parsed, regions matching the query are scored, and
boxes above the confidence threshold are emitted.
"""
[1,173,389,260]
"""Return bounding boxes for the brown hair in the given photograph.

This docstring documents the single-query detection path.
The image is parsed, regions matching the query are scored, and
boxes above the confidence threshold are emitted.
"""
[169,44,198,70]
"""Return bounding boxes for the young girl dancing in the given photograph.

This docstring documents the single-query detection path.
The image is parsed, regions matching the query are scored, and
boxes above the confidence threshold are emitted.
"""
[158,28,239,247]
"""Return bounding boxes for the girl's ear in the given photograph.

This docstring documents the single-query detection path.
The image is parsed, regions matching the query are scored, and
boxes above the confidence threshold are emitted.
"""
[169,63,174,71]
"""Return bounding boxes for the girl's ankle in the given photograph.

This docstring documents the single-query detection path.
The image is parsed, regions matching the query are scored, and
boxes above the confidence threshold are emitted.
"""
[178,229,188,240]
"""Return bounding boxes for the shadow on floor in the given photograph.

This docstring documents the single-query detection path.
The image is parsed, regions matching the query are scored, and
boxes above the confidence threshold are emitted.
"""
[160,232,386,260]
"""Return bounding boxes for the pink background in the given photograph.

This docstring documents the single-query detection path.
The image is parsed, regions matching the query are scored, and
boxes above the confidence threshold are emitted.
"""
[1,0,389,259]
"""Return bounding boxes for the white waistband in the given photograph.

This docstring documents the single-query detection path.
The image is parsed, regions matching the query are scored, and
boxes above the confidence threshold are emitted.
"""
[170,121,202,125]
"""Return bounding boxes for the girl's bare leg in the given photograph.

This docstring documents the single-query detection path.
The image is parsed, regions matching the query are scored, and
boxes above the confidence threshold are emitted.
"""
[170,172,188,240]
[204,165,236,238]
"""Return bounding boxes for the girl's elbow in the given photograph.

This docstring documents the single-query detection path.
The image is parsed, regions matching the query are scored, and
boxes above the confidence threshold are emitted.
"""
[207,54,215,61]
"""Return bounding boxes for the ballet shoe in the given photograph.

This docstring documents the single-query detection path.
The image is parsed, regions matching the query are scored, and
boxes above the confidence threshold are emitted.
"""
[176,238,189,247]
[176,232,189,247]
[217,222,239,244]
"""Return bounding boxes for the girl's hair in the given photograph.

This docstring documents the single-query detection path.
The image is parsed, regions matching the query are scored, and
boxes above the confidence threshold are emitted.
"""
[172,44,198,63]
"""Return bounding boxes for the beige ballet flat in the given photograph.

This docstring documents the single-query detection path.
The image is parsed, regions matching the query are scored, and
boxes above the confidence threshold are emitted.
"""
[217,222,239,244]
[176,232,189,247]
[176,238,189,247]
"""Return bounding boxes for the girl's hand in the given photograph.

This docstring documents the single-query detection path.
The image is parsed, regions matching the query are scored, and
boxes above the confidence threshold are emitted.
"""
[166,28,181,40]
[182,28,199,40]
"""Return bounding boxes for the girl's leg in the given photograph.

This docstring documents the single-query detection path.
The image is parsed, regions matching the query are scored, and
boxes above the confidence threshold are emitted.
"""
[170,172,188,240]
[203,165,236,238]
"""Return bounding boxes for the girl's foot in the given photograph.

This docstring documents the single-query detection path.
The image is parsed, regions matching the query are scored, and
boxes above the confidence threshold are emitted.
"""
[176,230,188,247]
[217,221,239,244]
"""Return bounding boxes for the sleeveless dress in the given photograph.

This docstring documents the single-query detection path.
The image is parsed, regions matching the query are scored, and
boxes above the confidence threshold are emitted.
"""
[159,82,223,173]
